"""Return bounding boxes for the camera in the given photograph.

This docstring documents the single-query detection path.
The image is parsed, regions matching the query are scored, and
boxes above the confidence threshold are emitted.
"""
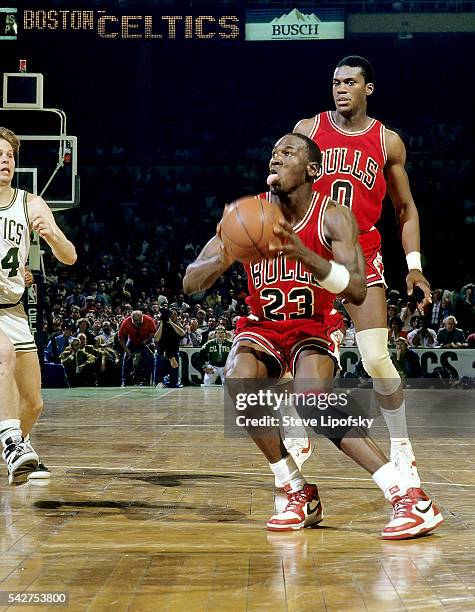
[159,306,170,322]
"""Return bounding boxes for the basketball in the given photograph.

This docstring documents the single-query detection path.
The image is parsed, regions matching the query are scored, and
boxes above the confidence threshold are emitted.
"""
[219,197,284,264]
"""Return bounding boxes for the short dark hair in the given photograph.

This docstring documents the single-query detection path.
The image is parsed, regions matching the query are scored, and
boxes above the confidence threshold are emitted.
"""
[389,316,403,330]
[289,132,322,166]
[336,55,375,84]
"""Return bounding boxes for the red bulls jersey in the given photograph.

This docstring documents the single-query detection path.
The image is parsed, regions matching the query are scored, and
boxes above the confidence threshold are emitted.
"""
[244,191,337,323]
[309,111,387,232]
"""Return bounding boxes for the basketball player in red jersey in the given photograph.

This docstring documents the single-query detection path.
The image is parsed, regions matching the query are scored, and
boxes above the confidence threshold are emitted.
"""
[294,56,430,492]
[183,133,442,539]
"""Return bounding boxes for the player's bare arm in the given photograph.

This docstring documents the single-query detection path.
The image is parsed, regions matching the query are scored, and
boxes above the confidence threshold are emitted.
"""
[293,118,315,137]
[271,203,366,305]
[384,129,431,301]
[183,227,234,295]
[27,194,77,265]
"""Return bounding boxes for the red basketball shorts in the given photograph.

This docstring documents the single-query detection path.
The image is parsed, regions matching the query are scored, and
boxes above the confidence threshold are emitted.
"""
[359,228,386,287]
[234,315,343,378]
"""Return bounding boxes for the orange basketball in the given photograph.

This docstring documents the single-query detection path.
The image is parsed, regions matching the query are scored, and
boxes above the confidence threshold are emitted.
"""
[220,197,284,264]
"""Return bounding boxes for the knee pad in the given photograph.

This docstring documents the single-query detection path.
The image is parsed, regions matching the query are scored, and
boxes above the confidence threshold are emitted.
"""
[355,328,400,396]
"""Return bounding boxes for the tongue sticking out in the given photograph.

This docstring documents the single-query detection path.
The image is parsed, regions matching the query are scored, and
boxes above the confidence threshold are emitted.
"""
[267,173,278,186]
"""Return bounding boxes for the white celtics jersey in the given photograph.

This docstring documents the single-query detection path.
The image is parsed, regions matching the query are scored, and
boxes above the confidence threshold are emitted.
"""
[0,189,30,305]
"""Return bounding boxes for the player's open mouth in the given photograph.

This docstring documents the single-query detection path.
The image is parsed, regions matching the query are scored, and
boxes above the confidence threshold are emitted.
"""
[267,171,279,186]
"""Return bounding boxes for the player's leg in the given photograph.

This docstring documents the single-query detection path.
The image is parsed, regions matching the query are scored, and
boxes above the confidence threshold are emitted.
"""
[14,350,49,480]
[225,339,317,529]
[0,329,39,485]
[270,349,442,538]
[15,351,43,437]
[345,285,420,489]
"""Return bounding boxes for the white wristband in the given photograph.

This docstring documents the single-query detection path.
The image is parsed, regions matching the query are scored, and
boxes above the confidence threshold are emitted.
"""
[406,251,422,272]
[319,260,350,294]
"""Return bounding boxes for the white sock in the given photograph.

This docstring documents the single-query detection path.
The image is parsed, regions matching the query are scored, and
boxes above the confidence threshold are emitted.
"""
[372,462,407,501]
[0,419,22,447]
[380,402,409,439]
[269,454,306,492]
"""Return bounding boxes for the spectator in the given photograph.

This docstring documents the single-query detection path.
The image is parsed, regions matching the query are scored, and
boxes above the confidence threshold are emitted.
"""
[44,321,75,364]
[118,310,157,386]
[180,318,202,347]
[391,337,422,379]
[95,320,115,347]
[424,288,444,330]
[170,293,190,314]
[410,317,437,348]
[201,317,217,344]
[76,318,96,345]
[437,316,466,348]
[65,283,86,310]
[388,316,405,347]
[400,300,423,333]
[60,337,97,387]
[95,337,120,386]
[154,307,185,388]
[199,326,233,386]
[341,317,356,347]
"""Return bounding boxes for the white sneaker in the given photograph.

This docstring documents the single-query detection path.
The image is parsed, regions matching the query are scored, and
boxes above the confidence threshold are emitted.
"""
[391,440,421,489]
[2,436,39,486]
[274,436,313,488]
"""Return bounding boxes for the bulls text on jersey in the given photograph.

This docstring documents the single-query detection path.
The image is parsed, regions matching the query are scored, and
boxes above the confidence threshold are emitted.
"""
[249,253,321,290]
[315,147,379,190]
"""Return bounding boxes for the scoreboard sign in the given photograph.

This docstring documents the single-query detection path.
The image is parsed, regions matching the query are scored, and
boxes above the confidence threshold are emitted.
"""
[0,8,17,40]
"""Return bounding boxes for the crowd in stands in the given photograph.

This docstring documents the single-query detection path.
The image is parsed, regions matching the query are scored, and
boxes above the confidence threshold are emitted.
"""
[39,271,474,388]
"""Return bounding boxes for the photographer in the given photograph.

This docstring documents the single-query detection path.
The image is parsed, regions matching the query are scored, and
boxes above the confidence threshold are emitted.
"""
[154,307,186,388]
[409,317,437,348]
[118,310,157,386]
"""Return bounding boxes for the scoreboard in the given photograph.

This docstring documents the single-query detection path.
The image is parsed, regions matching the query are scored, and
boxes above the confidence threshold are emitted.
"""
[0,7,17,40]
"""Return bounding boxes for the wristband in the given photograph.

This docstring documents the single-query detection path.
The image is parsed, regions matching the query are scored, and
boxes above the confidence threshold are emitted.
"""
[406,251,422,272]
[319,260,350,294]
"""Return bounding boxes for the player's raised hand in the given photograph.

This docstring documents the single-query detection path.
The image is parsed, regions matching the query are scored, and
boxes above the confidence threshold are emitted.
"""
[270,218,309,262]
[31,212,59,244]
[406,270,432,303]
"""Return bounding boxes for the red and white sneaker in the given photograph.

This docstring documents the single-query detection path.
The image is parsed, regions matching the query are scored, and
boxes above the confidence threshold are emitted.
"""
[267,484,323,531]
[274,437,313,488]
[382,489,444,540]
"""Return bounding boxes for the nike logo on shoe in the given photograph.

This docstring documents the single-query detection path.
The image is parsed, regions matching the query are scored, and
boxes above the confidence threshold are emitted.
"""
[415,501,433,514]
[306,500,320,515]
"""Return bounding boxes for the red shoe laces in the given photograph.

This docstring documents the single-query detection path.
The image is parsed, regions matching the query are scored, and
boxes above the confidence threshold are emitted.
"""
[392,495,413,517]
[285,489,309,512]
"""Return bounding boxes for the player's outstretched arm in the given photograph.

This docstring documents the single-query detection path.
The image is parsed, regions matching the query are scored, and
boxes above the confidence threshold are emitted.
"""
[384,129,431,302]
[27,195,77,265]
[271,205,366,305]
[183,234,234,295]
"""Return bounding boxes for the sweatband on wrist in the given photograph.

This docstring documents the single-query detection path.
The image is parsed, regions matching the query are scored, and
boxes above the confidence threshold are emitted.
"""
[319,260,350,294]
[406,251,422,271]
